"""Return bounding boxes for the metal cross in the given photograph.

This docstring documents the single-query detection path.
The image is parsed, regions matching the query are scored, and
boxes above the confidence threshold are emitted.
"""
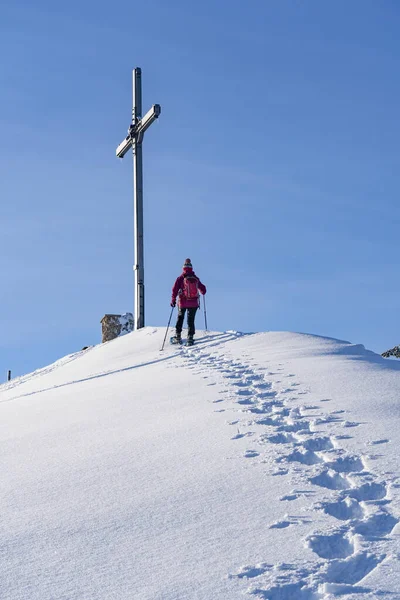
[116,67,161,330]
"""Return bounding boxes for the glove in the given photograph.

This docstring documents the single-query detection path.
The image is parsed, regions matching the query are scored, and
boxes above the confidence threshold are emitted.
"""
[170,300,176,307]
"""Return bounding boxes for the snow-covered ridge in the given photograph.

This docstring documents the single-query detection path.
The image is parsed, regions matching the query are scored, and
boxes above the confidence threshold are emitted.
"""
[2,328,400,599]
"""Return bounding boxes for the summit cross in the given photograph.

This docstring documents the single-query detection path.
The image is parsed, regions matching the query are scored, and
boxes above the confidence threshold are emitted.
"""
[116,67,161,330]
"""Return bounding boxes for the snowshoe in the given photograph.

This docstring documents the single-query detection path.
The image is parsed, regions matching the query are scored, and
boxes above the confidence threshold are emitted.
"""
[186,338,194,347]
[170,336,182,345]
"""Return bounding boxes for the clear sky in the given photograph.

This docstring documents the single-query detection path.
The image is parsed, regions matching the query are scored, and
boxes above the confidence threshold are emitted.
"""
[1,0,400,377]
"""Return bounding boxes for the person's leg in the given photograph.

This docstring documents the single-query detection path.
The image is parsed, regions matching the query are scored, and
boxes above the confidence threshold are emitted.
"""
[175,308,186,339]
[187,307,197,339]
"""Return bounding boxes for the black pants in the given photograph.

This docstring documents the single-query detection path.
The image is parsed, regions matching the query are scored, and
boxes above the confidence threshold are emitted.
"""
[176,307,198,338]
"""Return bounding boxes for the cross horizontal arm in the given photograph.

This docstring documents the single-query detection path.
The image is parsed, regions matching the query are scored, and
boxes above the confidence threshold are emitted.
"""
[116,135,133,159]
[138,104,161,135]
[116,104,161,159]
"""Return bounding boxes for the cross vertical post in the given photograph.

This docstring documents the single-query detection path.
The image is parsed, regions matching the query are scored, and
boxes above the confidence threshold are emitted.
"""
[133,68,144,329]
[116,68,161,330]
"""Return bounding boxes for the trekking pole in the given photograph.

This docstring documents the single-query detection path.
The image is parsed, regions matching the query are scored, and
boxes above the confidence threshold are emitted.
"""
[160,306,174,351]
[203,295,208,332]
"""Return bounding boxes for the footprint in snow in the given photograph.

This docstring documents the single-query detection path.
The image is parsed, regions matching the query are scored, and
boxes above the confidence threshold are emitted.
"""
[247,403,281,415]
[354,511,399,538]
[233,563,271,579]
[252,382,273,390]
[267,432,297,445]
[302,436,334,451]
[320,497,365,521]
[233,380,251,388]
[324,551,384,586]
[237,388,253,396]
[345,481,387,501]
[323,454,365,474]
[278,449,323,466]
[256,390,278,399]
[309,470,350,490]
[279,420,311,433]
[306,529,355,559]
[244,449,259,458]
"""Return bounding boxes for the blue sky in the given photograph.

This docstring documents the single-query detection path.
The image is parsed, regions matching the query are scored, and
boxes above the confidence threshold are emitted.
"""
[1,0,400,376]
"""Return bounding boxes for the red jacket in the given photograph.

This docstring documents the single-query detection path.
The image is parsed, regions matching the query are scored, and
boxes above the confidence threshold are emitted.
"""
[171,268,206,309]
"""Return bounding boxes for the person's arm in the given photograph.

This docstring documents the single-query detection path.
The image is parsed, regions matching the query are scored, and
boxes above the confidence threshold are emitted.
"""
[197,279,206,295]
[171,276,182,305]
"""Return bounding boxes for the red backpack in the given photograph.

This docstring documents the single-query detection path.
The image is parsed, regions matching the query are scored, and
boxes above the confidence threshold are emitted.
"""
[183,275,199,299]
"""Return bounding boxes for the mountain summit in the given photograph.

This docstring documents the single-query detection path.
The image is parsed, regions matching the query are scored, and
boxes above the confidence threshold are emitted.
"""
[2,329,400,599]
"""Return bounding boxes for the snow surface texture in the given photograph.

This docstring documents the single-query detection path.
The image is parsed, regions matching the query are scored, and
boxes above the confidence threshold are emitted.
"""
[2,329,400,599]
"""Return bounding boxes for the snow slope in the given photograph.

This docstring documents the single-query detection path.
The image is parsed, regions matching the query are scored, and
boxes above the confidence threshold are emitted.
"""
[2,328,400,600]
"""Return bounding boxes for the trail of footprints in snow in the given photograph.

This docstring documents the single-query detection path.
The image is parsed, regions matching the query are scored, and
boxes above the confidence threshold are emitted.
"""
[180,344,399,599]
